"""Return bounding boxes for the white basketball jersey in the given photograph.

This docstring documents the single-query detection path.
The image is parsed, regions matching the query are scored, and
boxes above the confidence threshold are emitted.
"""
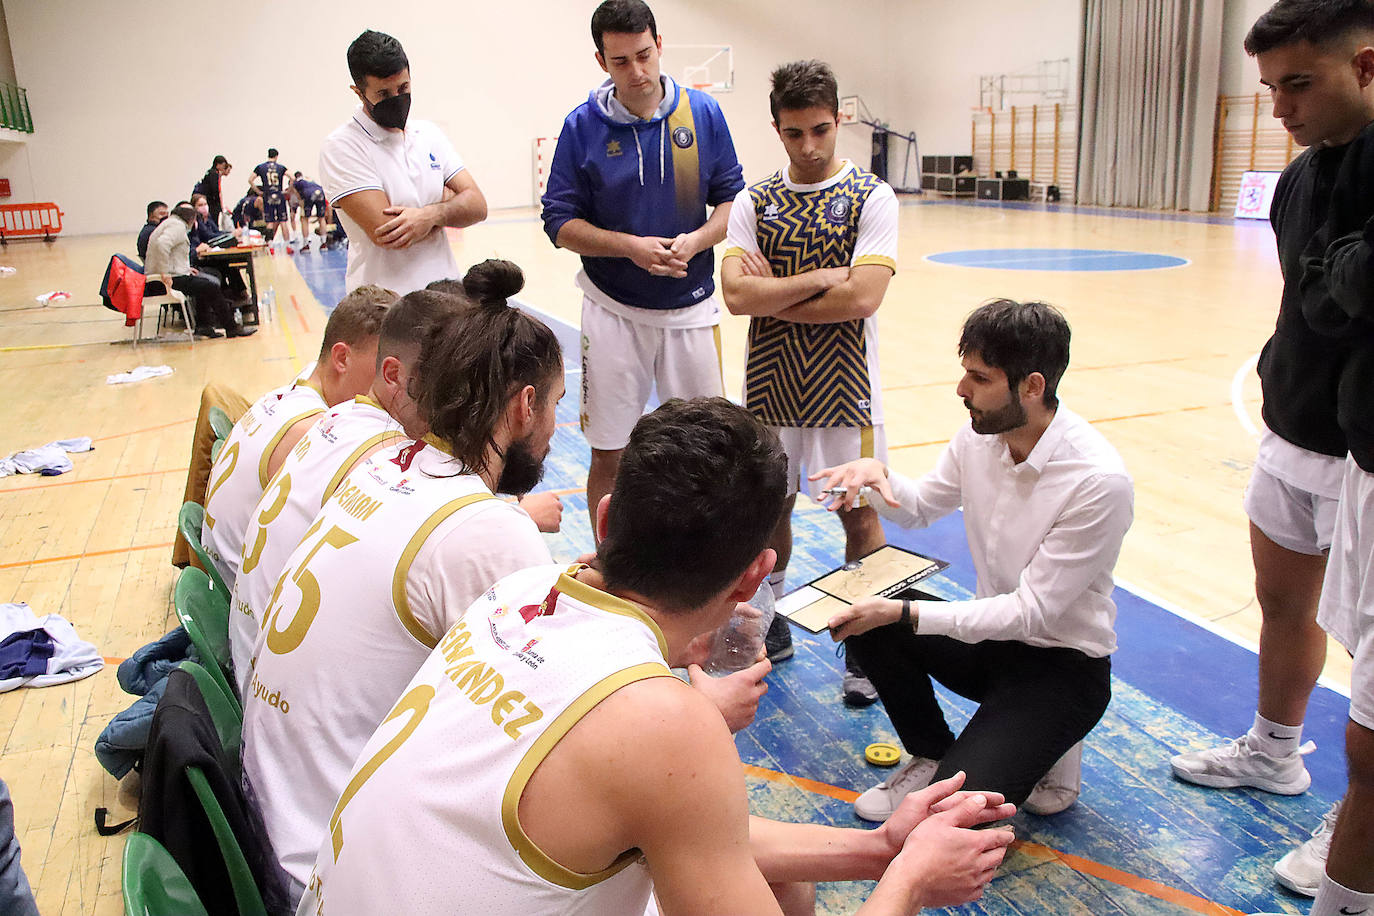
[243,436,551,886]
[296,564,674,916]
[201,380,326,590]
[229,395,405,681]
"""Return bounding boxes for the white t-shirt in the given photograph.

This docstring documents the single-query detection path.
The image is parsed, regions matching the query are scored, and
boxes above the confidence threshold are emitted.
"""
[296,564,673,916]
[229,395,407,686]
[242,436,550,887]
[319,105,465,295]
[201,380,326,590]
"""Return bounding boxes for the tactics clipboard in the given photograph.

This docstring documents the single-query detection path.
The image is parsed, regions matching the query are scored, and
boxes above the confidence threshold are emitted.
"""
[774,545,948,633]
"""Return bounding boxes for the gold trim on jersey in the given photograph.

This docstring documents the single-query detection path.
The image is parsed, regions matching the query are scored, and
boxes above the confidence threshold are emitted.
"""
[860,425,875,458]
[501,662,675,889]
[421,433,455,458]
[353,394,383,408]
[323,431,406,507]
[257,408,325,488]
[853,254,897,272]
[390,491,498,648]
[722,246,747,260]
[667,88,701,217]
[296,378,325,398]
[554,570,669,659]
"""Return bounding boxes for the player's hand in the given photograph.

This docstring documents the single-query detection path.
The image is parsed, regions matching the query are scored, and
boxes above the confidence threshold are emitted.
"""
[376,206,437,249]
[667,231,707,263]
[809,458,897,512]
[827,595,904,641]
[518,491,563,533]
[736,250,773,278]
[687,656,771,733]
[625,235,689,278]
[888,790,1015,908]
[878,772,1015,859]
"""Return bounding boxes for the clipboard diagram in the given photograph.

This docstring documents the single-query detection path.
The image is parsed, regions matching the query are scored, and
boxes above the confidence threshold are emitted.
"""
[774,545,949,633]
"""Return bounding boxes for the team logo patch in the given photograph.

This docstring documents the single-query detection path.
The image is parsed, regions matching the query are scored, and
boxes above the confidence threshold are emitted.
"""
[672,126,695,149]
[389,477,415,495]
[825,195,853,223]
[606,139,623,158]
[763,203,780,220]
[429,152,441,170]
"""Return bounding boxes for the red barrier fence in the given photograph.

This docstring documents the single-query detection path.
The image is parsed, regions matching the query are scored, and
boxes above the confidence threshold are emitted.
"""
[0,202,62,243]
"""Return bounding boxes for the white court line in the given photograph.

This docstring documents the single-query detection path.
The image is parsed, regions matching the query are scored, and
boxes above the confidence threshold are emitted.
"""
[923,250,1193,270]
[1231,352,1261,439]
[1115,576,1351,698]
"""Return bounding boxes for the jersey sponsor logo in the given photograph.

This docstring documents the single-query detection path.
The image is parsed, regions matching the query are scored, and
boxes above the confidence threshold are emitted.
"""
[392,440,426,471]
[247,671,292,714]
[518,584,560,623]
[606,139,624,158]
[671,126,695,149]
[438,621,545,741]
[388,477,415,495]
[763,203,780,220]
[489,618,511,650]
[514,638,545,671]
[429,152,441,170]
[826,195,853,223]
[692,286,706,300]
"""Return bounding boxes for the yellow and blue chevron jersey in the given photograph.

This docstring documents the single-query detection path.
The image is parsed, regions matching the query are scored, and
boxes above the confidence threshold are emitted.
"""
[740,166,893,427]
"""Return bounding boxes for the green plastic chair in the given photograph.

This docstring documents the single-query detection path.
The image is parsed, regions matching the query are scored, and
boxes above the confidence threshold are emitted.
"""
[185,767,268,916]
[207,406,234,441]
[178,660,241,762]
[122,832,211,916]
[174,568,240,713]
[177,501,230,597]
[210,437,223,463]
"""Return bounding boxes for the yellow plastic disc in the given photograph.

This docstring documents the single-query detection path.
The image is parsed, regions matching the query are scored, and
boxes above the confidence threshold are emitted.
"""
[865,742,901,766]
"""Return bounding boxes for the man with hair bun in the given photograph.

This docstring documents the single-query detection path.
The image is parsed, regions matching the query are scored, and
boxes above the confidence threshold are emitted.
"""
[815,299,1133,824]
[242,261,564,903]
[201,285,393,592]
[1170,1,1374,902]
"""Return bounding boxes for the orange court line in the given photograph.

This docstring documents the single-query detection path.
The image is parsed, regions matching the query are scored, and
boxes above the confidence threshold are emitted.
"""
[101,656,127,666]
[92,418,195,443]
[290,294,311,334]
[550,486,587,498]
[0,467,183,494]
[742,763,1243,916]
[0,541,174,571]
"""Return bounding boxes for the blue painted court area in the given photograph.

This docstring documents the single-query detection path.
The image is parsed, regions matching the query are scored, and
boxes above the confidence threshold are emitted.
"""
[927,248,1190,272]
[293,252,1345,916]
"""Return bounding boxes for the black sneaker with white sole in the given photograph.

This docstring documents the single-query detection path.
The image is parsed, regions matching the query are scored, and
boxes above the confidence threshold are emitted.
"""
[764,615,793,662]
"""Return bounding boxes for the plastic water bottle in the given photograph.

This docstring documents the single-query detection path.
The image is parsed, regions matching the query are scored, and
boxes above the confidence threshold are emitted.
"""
[259,285,275,317]
[704,582,776,675]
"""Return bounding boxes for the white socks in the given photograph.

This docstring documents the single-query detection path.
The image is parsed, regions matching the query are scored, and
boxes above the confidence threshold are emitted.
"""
[1311,874,1374,916]
[1252,712,1303,758]
[768,571,786,602]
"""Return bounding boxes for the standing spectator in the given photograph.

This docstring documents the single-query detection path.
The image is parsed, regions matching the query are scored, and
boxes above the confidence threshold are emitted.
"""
[145,204,255,339]
[319,29,487,294]
[194,154,232,221]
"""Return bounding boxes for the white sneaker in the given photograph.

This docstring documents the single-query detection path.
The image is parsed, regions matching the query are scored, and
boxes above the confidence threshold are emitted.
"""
[1274,799,1342,897]
[1024,742,1083,816]
[854,756,940,823]
[1170,734,1314,795]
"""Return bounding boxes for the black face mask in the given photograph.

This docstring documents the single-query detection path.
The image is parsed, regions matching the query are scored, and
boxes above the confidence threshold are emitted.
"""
[367,93,412,130]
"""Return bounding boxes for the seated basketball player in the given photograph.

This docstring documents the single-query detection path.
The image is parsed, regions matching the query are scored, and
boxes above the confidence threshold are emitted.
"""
[296,398,1015,916]
[200,285,395,590]
[815,300,1134,821]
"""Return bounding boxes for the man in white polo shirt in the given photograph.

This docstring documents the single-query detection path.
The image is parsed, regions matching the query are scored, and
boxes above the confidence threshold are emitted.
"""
[319,30,488,295]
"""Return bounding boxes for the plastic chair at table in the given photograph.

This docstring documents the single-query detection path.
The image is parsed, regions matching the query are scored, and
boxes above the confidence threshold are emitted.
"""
[177,501,230,597]
[121,832,211,916]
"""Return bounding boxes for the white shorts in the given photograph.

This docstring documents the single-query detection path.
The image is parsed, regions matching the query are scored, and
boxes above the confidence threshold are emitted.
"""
[1244,464,1340,556]
[772,424,887,501]
[1316,456,1374,731]
[579,296,724,450]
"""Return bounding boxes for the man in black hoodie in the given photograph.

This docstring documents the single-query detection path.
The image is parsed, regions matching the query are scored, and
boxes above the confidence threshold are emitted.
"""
[1169,0,1374,908]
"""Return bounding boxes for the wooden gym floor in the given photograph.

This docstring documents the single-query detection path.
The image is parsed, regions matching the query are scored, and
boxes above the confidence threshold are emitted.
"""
[0,196,1351,914]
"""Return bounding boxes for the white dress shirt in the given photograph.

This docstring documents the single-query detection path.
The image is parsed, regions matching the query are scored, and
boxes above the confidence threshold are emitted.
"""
[877,407,1133,658]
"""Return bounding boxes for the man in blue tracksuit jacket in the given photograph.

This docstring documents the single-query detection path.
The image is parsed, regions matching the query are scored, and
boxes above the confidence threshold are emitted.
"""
[541,0,743,531]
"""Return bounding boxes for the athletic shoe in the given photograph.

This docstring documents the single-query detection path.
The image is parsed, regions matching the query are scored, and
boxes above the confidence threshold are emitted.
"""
[1274,799,1342,897]
[1169,734,1314,795]
[1023,742,1083,815]
[854,756,940,822]
[226,326,258,338]
[764,615,793,662]
[842,659,879,707]
[193,327,222,339]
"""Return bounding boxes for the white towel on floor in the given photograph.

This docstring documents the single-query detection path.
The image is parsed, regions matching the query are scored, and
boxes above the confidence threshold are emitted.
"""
[0,602,103,692]
[106,365,173,385]
[0,437,94,478]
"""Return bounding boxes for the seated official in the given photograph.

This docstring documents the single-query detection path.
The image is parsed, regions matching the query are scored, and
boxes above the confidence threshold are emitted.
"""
[816,299,1134,822]
[144,204,251,339]
[137,200,168,263]
[189,192,251,313]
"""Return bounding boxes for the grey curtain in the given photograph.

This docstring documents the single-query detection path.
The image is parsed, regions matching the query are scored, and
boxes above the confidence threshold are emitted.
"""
[1077,0,1223,210]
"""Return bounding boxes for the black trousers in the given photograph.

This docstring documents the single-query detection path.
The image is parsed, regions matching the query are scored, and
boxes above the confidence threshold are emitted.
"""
[170,272,232,332]
[847,626,1111,806]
